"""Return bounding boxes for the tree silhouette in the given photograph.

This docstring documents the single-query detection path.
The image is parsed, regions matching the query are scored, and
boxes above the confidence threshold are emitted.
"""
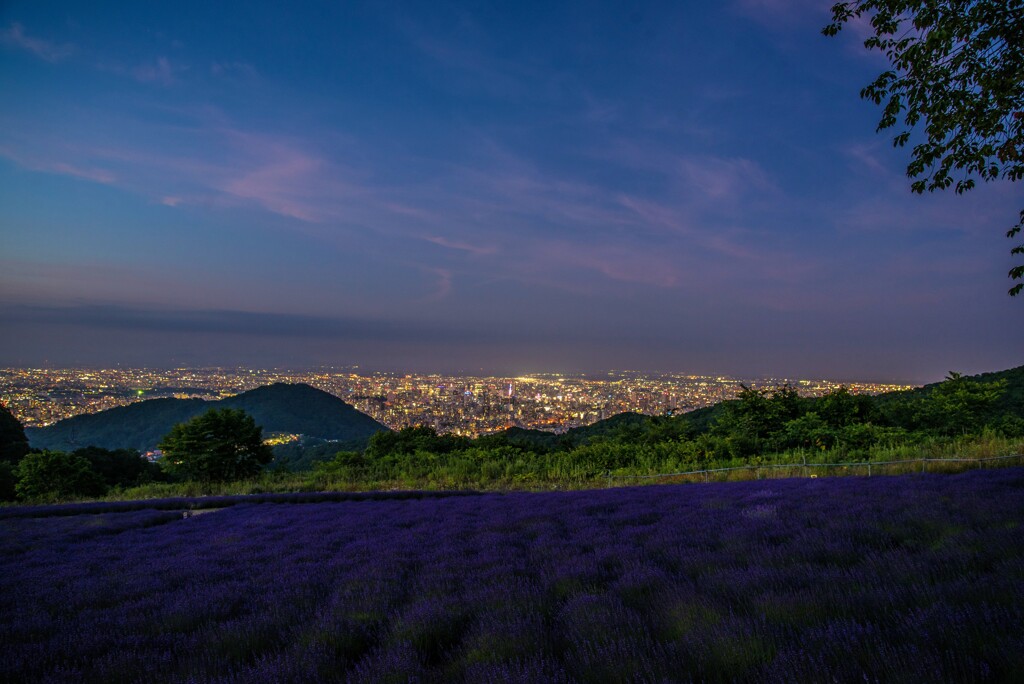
[825,0,1024,294]
[159,408,273,482]
[0,402,30,464]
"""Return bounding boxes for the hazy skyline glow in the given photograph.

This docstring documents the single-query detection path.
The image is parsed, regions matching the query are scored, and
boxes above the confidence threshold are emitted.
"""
[1,1,1021,384]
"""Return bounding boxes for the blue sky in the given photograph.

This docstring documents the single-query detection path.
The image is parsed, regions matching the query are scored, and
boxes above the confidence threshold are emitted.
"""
[0,0,1020,383]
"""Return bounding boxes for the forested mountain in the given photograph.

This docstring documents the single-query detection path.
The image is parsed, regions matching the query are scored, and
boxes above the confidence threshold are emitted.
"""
[875,365,1024,416]
[482,365,1024,452]
[26,383,389,452]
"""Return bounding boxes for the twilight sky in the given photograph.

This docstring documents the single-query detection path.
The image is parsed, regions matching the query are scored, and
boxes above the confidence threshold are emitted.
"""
[0,1,1020,383]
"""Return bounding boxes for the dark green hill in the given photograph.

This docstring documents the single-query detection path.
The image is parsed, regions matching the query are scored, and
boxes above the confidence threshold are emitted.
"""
[27,398,206,453]
[486,413,651,451]
[871,365,1024,425]
[486,366,1023,451]
[869,365,1019,397]
[491,408,723,451]
[26,383,389,453]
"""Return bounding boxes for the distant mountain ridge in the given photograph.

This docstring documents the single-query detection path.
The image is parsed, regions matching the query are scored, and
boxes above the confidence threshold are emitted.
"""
[26,383,389,453]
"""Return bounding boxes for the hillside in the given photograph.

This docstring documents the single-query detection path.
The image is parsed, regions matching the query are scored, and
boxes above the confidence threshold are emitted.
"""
[489,365,1024,449]
[26,383,389,453]
[491,404,725,451]
[874,364,1024,413]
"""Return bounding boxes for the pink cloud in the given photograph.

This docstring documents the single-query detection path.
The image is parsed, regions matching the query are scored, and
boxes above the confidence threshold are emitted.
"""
[844,143,891,176]
[382,202,438,221]
[595,141,774,204]
[615,194,693,236]
[675,156,774,201]
[208,129,374,223]
[423,236,497,256]
[0,22,73,62]
[422,267,453,300]
[510,238,683,289]
[614,193,763,261]
[0,147,115,184]
[50,162,116,184]
[221,150,326,221]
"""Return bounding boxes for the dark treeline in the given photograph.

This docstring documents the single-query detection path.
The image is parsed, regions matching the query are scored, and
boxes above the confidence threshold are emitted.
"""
[310,367,1024,487]
[2,367,1023,501]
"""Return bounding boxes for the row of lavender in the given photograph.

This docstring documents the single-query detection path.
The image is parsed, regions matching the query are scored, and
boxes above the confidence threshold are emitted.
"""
[0,489,481,519]
[3,469,1023,682]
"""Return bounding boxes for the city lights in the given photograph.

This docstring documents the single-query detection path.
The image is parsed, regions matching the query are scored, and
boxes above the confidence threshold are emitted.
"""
[1,367,912,436]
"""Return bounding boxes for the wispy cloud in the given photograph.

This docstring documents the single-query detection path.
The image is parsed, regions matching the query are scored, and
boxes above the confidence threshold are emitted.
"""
[0,22,74,62]
[131,57,182,86]
[676,155,774,201]
[843,143,891,176]
[219,143,328,221]
[0,103,816,302]
[0,146,115,184]
[423,236,498,256]
[422,267,454,300]
[50,162,116,184]
[394,13,537,100]
[1,116,369,224]
[551,241,682,288]
[210,61,259,81]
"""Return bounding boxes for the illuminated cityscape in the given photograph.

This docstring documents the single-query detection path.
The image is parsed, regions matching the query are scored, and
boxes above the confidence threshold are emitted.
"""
[0,367,913,437]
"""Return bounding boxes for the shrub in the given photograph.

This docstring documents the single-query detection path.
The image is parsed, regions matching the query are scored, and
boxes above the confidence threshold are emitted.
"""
[16,451,106,501]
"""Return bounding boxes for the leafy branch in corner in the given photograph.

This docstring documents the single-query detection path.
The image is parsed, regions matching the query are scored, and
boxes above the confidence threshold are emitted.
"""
[824,0,1024,295]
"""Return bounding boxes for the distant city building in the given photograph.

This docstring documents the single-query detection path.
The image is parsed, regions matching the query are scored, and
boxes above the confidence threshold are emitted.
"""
[0,367,914,437]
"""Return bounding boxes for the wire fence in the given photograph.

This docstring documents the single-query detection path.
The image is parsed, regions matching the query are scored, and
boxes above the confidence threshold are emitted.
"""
[607,453,1024,485]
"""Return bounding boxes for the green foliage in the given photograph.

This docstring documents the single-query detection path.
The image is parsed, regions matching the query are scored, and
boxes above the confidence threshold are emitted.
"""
[837,423,909,453]
[16,451,106,501]
[818,386,875,427]
[312,451,366,479]
[994,414,1024,438]
[713,385,807,455]
[926,372,1007,435]
[365,426,471,460]
[270,438,352,472]
[10,367,1022,501]
[290,370,1024,489]
[0,462,17,501]
[0,402,30,464]
[876,372,1007,434]
[158,409,273,483]
[781,412,836,451]
[72,447,163,489]
[824,0,1024,294]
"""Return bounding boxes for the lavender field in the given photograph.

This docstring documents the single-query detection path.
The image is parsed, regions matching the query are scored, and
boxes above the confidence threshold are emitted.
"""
[3,469,1024,683]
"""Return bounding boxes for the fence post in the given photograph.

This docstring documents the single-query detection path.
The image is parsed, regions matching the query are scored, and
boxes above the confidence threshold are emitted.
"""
[867,463,871,477]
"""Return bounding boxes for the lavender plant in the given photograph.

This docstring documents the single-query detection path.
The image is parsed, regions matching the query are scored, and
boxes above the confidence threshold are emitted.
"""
[2,468,1023,682]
